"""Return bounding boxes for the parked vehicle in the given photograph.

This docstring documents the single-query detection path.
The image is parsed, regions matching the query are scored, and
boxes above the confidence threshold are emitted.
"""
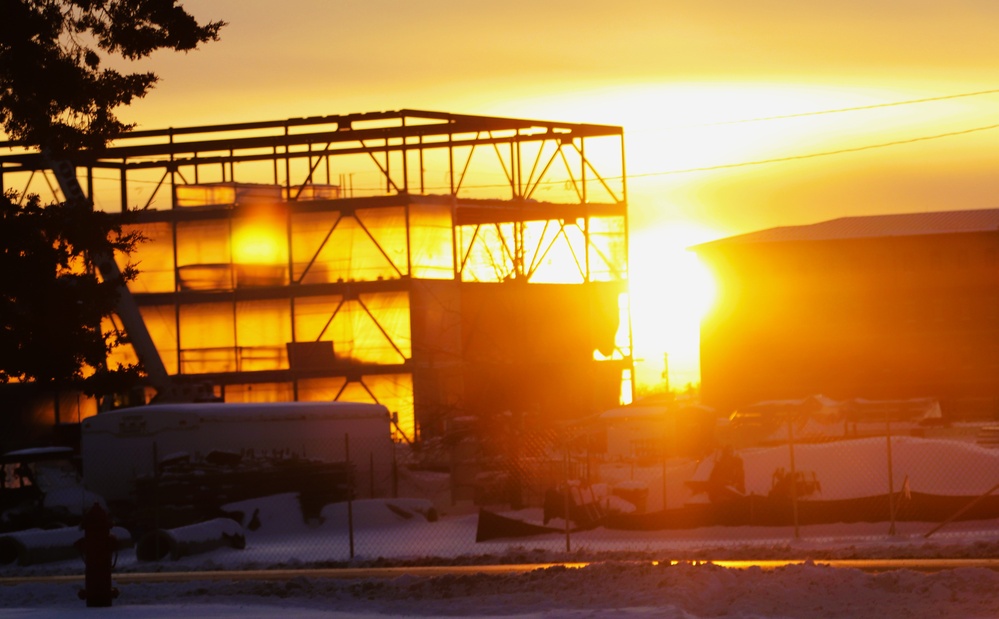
[0,447,104,532]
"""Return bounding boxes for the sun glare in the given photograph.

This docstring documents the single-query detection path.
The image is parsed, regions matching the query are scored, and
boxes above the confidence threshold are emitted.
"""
[502,81,953,392]
[616,82,928,177]
[497,81,944,178]
[233,222,285,264]
[628,223,722,391]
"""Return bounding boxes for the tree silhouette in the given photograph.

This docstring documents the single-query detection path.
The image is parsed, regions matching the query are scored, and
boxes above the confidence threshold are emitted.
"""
[0,192,143,397]
[0,1,224,408]
[1,0,224,153]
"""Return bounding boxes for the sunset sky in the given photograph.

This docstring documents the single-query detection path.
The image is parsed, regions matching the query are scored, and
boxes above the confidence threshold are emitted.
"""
[110,1,999,391]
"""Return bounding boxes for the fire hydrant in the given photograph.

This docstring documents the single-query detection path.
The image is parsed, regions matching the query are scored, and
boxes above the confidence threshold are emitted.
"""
[76,502,119,607]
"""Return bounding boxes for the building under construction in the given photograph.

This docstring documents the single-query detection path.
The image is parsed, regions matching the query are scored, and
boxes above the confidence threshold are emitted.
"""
[1,110,633,443]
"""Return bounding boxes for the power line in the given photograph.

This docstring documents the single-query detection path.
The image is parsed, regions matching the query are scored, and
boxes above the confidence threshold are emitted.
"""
[631,121,999,178]
[76,118,999,190]
[693,88,999,127]
[19,115,999,194]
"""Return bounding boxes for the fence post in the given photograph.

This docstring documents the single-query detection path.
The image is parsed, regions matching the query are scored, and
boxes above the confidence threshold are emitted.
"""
[659,427,669,512]
[925,481,999,538]
[392,442,398,499]
[152,441,161,562]
[345,434,354,559]
[787,418,800,540]
[563,439,571,553]
[661,447,668,511]
[886,413,896,535]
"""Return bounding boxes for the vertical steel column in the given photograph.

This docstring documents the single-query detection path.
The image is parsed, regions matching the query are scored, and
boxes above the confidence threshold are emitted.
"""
[514,221,525,279]
[446,196,458,281]
[172,222,181,375]
[170,133,181,375]
[582,134,590,281]
[272,145,279,185]
[418,135,425,195]
[119,162,127,212]
[283,125,291,198]
[384,136,391,194]
[228,212,238,367]
[169,131,176,209]
[448,134,454,196]
[404,202,413,279]
[401,118,409,193]
[288,192,298,400]
[510,139,517,199]
[620,131,636,403]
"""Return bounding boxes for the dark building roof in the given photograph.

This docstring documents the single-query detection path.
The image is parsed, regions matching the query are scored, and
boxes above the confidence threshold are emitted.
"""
[693,208,999,250]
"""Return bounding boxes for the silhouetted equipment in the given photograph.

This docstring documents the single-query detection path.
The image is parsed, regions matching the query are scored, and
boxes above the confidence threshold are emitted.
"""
[131,456,352,530]
[287,341,337,372]
[475,508,562,542]
[707,445,745,502]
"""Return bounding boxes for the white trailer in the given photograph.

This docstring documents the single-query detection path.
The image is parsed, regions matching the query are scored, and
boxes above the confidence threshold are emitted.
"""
[81,401,394,503]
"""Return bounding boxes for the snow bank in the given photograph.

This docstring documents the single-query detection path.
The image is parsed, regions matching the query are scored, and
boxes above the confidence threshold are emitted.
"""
[136,518,245,562]
[220,494,438,539]
[0,526,131,566]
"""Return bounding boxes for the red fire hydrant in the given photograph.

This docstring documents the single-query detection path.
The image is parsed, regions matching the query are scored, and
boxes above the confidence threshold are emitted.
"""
[76,503,119,607]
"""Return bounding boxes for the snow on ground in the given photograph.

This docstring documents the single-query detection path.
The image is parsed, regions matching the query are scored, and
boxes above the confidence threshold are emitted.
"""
[3,495,999,618]
[5,558,999,618]
[4,435,999,617]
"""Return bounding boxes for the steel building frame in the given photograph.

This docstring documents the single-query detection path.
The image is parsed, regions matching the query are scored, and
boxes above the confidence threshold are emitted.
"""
[1,110,627,206]
[0,110,632,440]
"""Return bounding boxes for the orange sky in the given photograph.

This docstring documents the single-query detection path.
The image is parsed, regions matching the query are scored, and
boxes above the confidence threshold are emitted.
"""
[107,1,999,391]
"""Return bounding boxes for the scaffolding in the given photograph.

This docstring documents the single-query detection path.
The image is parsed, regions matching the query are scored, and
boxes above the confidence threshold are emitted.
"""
[0,110,632,442]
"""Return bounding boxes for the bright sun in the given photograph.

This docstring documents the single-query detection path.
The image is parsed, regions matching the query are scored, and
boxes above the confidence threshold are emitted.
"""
[489,80,980,393]
[628,223,721,392]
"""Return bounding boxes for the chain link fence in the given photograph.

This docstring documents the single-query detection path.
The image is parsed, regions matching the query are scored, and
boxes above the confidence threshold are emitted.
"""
[3,411,999,570]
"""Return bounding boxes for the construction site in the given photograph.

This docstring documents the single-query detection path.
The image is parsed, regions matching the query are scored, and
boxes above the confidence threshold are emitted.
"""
[0,110,633,446]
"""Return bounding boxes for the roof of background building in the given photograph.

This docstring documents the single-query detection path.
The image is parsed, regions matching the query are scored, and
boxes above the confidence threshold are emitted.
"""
[693,208,999,250]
